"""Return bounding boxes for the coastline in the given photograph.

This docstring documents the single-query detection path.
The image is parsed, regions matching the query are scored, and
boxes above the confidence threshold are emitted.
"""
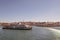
[0,22,60,27]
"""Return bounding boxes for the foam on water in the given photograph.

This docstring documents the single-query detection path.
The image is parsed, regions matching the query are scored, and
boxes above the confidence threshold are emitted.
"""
[46,27,60,40]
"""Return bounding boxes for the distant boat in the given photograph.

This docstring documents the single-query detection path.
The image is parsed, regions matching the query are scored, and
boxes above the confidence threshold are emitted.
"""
[2,24,32,30]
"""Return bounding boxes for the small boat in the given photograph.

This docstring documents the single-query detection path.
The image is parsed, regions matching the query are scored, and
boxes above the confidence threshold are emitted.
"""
[2,24,32,30]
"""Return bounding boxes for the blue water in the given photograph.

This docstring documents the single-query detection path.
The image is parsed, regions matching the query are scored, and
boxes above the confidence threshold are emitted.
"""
[0,26,60,40]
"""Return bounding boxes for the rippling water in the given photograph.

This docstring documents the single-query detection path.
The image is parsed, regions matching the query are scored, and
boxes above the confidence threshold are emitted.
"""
[0,26,60,40]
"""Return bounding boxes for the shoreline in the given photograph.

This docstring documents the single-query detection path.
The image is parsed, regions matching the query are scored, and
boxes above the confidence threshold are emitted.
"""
[0,22,60,27]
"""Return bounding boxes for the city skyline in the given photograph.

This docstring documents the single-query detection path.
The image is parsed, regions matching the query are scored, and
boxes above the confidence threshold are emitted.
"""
[0,0,60,22]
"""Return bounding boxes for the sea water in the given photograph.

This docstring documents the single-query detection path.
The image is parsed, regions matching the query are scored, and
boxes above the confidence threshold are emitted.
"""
[0,26,60,40]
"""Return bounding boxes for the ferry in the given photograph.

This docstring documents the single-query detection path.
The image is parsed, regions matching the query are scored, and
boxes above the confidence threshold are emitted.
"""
[2,23,32,30]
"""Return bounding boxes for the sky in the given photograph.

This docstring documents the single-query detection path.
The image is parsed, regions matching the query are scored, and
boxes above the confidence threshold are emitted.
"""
[0,0,60,22]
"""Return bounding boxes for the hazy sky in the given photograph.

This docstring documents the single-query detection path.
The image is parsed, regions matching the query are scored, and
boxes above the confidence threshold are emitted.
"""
[0,0,60,22]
